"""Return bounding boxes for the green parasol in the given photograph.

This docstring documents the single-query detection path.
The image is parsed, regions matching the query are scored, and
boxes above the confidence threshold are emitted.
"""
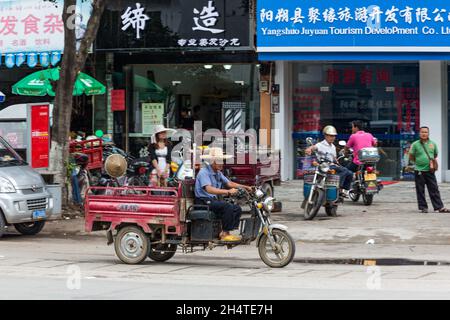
[12,67,106,97]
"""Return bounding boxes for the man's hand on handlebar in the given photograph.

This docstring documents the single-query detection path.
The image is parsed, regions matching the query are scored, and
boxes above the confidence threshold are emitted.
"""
[228,188,239,196]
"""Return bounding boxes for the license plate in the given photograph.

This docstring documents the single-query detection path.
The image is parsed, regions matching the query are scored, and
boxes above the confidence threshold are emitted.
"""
[32,210,46,220]
[364,173,377,181]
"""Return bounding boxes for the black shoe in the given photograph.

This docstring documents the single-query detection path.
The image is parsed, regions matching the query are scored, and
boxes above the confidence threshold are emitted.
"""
[420,209,428,213]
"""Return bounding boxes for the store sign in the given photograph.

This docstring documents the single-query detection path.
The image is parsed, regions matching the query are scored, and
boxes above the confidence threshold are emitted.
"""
[28,104,50,169]
[97,0,250,50]
[142,103,164,135]
[0,0,91,55]
[111,89,126,111]
[257,0,450,53]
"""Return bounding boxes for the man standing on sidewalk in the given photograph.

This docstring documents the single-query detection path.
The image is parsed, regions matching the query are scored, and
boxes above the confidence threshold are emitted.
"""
[409,127,449,213]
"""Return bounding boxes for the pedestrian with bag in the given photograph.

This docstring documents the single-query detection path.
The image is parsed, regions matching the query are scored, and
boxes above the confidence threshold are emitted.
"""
[409,126,449,213]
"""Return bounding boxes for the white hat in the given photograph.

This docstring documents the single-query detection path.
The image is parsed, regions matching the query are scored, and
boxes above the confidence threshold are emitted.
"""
[200,147,233,161]
[151,124,176,143]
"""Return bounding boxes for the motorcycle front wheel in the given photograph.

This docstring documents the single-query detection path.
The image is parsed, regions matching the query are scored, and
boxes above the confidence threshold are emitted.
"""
[258,229,296,268]
[304,189,324,220]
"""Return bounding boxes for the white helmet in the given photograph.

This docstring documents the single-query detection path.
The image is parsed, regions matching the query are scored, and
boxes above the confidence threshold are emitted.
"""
[323,125,338,136]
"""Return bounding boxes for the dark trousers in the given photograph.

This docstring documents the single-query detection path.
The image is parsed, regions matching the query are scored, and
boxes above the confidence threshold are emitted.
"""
[196,198,242,232]
[414,171,444,211]
[332,165,353,190]
[346,162,359,173]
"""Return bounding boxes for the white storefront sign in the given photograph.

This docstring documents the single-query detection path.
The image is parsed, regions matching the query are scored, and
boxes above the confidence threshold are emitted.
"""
[0,0,91,55]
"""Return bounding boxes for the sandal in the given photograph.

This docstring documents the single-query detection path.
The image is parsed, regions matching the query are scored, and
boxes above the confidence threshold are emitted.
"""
[437,208,450,213]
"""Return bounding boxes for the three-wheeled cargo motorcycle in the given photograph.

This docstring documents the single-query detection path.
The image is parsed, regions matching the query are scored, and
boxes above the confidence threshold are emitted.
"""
[85,181,295,268]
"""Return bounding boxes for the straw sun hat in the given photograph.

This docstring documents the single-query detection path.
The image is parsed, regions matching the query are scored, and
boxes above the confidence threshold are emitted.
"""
[200,147,233,161]
[151,125,176,144]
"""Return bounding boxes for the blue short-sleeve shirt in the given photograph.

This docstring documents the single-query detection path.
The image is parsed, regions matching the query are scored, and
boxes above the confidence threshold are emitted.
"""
[195,164,230,199]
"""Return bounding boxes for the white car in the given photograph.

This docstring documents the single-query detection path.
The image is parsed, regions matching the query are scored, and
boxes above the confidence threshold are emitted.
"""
[0,136,56,238]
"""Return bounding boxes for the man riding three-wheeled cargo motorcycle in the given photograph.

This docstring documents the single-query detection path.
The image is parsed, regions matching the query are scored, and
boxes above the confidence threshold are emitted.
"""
[84,140,295,268]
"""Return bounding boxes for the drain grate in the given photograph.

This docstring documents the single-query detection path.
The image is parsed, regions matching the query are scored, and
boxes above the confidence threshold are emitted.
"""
[295,258,450,266]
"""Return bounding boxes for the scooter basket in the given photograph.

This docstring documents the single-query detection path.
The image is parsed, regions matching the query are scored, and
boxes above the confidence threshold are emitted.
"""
[325,174,340,188]
[303,174,339,202]
[304,174,315,184]
[358,147,380,164]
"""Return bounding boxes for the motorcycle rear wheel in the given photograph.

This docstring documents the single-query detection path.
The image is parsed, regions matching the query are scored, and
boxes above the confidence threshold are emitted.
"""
[304,189,324,220]
[363,194,374,206]
[349,190,360,202]
[325,205,338,217]
[148,244,177,262]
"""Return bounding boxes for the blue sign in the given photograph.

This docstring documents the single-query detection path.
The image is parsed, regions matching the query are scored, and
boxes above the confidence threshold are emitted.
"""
[40,53,50,67]
[15,53,26,67]
[5,54,15,68]
[51,52,62,66]
[27,53,38,68]
[257,0,450,59]
[0,91,5,103]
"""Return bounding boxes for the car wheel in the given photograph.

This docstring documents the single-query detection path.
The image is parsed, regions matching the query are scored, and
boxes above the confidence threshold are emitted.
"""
[14,221,46,235]
[0,213,6,238]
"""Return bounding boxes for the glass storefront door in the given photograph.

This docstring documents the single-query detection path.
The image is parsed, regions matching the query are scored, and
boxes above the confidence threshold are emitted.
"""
[293,62,420,181]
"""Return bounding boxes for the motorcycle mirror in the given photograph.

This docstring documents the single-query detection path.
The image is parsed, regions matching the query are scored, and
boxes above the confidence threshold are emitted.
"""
[338,140,346,146]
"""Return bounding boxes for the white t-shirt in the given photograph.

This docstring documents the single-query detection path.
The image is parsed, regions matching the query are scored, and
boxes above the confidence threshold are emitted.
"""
[315,140,336,162]
[155,146,168,171]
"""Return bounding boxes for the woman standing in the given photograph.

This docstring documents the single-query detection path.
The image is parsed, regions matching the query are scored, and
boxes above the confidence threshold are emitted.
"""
[149,125,175,187]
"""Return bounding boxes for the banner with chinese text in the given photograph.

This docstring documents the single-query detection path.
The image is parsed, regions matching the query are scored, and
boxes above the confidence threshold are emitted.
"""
[0,0,91,55]
[96,0,250,51]
[257,0,450,53]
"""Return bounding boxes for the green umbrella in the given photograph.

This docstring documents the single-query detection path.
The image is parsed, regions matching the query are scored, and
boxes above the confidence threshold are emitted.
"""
[12,68,106,97]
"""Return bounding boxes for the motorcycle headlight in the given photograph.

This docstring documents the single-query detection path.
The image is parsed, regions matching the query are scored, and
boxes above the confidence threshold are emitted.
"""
[319,162,330,173]
[0,177,16,193]
[263,197,275,212]
[255,189,264,199]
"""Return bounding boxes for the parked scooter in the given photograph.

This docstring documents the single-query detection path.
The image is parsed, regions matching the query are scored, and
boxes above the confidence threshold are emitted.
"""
[71,152,92,204]
[337,143,383,206]
[301,137,343,220]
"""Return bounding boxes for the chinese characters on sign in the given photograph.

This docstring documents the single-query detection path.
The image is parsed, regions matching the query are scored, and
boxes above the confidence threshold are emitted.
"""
[260,6,450,25]
[0,0,90,55]
[121,2,150,39]
[29,104,50,169]
[193,0,224,34]
[142,103,164,135]
[177,38,240,47]
[118,0,241,48]
[257,0,450,51]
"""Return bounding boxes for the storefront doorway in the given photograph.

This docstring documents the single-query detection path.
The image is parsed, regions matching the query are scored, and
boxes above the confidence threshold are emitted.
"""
[125,63,261,156]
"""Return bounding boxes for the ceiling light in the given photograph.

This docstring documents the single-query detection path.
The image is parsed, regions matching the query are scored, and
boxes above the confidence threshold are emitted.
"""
[223,65,232,70]
[204,65,213,69]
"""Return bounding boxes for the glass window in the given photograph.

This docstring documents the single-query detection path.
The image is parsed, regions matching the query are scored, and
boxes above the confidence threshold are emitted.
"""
[127,63,260,156]
[292,62,420,181]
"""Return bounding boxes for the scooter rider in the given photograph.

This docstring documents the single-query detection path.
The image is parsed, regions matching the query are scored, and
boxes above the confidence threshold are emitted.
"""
[345,120,378,172]
[194,147,253,242]
[305,126,353,198]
